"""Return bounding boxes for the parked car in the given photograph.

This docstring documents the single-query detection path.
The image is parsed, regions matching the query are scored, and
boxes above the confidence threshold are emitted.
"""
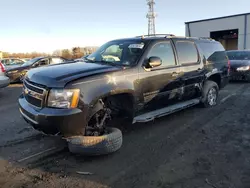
[74,55,89,62]
[0,62,10,89]
[6,56,73,83]
[21,58,31,62]
[18,35,229,155]
[227,50,250,81]
[0,58,26,70]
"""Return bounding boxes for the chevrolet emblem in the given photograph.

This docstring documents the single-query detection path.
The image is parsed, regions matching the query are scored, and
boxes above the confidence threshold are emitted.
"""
[23,86,43,100]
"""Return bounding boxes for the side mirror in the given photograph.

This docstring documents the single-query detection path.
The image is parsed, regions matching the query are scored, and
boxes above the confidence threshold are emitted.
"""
[145,56,162,68]
[32,63,39,67]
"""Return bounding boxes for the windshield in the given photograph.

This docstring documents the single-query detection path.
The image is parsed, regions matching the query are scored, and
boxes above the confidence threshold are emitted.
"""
[21,57,41,66]
[227,51,250,60]
[86,40,146,66]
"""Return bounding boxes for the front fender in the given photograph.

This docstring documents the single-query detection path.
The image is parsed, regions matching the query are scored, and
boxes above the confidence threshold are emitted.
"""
[69,74,137,108]
[205,68,221,78]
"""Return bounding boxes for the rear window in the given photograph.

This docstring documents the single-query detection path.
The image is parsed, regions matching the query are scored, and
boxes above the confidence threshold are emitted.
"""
[198,42,225,60]
[175,41,199,65]
[227,51,250,60]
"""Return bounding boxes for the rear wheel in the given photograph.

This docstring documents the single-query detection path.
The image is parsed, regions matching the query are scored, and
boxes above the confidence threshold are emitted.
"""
[201,80,219,108]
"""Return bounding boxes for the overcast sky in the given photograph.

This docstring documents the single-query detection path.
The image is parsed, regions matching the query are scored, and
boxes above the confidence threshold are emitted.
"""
[0,0,249,53]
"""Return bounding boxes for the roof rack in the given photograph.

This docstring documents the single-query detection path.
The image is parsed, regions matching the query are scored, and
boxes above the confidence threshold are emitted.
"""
[136,34,175,39]
[198,37,215,41]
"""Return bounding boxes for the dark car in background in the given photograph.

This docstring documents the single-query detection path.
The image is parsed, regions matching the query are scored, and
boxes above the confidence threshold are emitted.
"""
[227,50,250,81]
[6,56,72,83]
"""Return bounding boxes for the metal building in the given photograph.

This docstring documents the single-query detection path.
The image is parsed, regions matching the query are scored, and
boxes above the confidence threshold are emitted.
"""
[185,13,250,50]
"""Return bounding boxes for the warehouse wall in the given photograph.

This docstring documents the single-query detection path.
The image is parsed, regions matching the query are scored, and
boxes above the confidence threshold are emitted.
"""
[185,15,246,50]
[246,15,250,49]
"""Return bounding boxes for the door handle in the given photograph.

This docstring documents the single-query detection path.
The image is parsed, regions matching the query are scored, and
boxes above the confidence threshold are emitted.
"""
[171,72,179,77]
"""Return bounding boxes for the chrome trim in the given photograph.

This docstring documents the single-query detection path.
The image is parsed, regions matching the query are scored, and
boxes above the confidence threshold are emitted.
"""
[19,108,38,125]
[23,85,44,100]
[23,79,47,108]
[24,79,46,94]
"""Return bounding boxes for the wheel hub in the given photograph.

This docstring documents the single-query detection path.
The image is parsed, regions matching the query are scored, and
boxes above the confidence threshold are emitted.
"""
[208,87,217,106]
[86,107,111,136]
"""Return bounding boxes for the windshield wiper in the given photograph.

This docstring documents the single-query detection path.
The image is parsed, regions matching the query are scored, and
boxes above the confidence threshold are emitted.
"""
[85,59,122,66]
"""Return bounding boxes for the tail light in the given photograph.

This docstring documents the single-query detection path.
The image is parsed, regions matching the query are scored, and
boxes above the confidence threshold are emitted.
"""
[0,62,5,72]
[227,59,231,74]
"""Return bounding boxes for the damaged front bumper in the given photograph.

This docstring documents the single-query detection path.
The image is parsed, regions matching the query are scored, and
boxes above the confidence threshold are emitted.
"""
[18,94,88,137]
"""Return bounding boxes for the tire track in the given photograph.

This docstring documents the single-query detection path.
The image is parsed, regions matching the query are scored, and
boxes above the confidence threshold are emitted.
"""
[0,133,44,148]
[109,84,248,187]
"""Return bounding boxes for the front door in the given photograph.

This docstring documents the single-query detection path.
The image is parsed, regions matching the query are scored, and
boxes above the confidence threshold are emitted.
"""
[137,40,182,113]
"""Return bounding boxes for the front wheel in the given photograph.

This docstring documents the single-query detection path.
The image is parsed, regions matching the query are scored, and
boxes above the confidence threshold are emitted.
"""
[201,81,219,108]
[67,127,123,156]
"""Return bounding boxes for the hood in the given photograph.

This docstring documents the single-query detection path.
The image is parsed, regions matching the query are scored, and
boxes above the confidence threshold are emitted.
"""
[26,62,121,88]
[229,60,250,68]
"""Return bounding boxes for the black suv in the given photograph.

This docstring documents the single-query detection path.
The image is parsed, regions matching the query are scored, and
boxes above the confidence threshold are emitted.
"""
[18,35,229,155]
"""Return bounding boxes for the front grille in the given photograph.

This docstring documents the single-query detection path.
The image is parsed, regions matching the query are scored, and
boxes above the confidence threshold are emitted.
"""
[25,94,43,107]
[23,79,47,108]
[24,80,44,94]
[230,67,238,73]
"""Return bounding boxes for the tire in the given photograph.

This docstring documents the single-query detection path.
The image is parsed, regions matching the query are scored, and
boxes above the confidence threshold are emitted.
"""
[67,127,123,156]
[201,80,219,108]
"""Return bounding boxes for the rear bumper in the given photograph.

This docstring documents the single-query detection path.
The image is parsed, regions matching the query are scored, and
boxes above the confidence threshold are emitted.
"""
[18,94,88,137]
[0,76,10,88]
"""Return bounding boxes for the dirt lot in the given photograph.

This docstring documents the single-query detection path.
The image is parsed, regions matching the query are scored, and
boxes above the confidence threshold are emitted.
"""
[1,83,250,188]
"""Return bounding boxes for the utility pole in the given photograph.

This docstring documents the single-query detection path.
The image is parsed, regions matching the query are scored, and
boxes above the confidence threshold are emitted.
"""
[146,0,156,35]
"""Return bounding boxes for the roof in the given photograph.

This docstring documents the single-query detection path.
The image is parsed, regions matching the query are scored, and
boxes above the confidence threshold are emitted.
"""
[185,12,250,24]
[226,50,250,52]
[111,35,216,43]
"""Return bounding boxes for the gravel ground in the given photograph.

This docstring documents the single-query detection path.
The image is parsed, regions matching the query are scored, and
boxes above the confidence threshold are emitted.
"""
[0,83,250,188]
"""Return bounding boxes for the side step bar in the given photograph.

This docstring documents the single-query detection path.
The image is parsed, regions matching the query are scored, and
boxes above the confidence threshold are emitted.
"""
[132,98,201,124]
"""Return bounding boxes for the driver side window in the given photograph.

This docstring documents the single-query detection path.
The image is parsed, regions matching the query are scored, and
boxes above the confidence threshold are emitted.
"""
[147,42,176,68]
[34,58,49,67]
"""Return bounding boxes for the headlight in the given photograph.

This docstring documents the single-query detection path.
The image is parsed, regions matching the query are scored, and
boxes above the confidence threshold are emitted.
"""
[237,66,250,71]
[47,89,80,109]
[8,70,18,74]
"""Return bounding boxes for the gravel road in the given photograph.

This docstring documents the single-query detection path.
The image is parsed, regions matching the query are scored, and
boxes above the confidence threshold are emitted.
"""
[0,82,250,188]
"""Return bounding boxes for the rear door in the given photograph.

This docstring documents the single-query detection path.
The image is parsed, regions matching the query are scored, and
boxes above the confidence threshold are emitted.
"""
[138,39,183,112]
[198,41,229,87]
[172,39,204,100]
